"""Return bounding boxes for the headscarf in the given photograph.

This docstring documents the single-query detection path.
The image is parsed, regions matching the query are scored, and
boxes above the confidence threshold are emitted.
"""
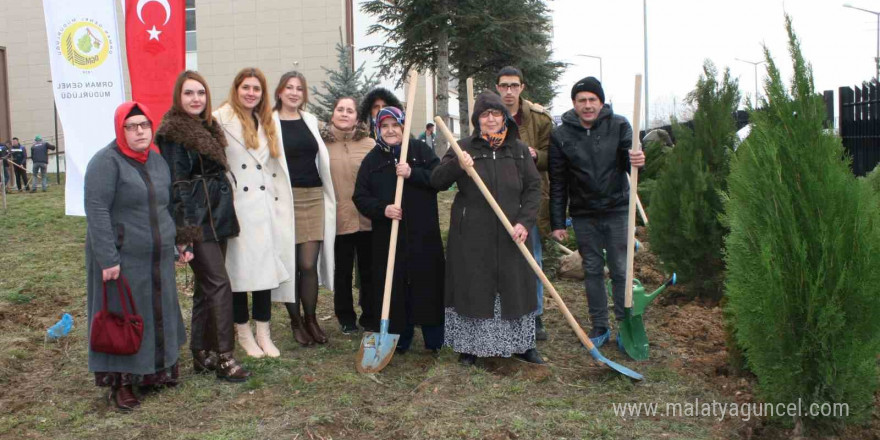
[374,106,405,159]
[114,101,158,163]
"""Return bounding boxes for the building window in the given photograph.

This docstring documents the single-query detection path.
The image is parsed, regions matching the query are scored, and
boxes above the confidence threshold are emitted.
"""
[185,0,196,52]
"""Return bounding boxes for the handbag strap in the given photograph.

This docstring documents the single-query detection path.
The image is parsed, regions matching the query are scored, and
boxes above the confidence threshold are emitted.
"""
[101,275,138,317]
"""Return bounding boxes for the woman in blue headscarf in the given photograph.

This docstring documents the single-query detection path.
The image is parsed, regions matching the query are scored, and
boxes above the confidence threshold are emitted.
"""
[353,107,445,355]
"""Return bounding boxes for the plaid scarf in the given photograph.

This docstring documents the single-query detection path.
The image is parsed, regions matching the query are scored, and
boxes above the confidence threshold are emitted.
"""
[481,125,508,149]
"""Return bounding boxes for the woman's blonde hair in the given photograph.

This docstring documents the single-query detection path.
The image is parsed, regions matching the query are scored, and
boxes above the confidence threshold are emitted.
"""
[226,67,278,157]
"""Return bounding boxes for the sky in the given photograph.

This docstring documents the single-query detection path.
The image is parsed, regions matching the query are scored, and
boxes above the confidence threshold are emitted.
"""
[355,0,880,128]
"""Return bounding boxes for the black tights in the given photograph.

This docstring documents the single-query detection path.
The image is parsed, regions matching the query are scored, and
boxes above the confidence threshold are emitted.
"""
[285,241,321,318]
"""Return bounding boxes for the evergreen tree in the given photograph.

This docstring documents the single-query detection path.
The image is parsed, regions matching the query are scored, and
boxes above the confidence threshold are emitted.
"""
[361,0,564,143]
[647,61,739,298]
[725,16,880,433]
[310,42,379,122]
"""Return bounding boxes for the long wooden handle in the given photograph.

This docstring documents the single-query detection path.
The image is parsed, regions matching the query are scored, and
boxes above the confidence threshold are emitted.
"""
[434,116,598,351]
[625,173,648,226]
[625,75,643,309]
[380,70,419,322]
[466,78,475,135]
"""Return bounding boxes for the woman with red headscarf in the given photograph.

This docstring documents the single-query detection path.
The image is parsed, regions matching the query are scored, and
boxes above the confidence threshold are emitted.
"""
[84,101,188,411]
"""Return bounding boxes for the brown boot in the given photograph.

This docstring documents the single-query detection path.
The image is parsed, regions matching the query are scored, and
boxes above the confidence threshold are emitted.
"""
[290,311,315,346]
[215,351,251,382]
[193,349,219,374]
[304,313,328,344]
[110,385,140,411]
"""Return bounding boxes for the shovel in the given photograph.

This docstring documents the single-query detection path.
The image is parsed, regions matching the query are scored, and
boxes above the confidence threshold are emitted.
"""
[619,74,651,361]
[356,70,420,373]
[434,116,643,381]
[611,274,676,360]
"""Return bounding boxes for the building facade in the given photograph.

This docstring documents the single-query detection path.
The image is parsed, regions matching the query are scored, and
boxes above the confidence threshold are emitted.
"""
[0,0,353,173]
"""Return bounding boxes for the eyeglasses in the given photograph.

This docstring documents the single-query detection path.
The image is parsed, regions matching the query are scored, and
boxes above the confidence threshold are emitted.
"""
[479,109,504,118]
[123,121,152,132]
[497,83,522,91]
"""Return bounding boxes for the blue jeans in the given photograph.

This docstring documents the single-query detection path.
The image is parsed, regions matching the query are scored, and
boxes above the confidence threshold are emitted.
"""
[571,212,628,329]
[531,225,543,315]
[32,162,48,191]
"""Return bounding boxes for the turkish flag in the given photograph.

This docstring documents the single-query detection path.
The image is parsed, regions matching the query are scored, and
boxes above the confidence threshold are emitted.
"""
[125,0,185,121]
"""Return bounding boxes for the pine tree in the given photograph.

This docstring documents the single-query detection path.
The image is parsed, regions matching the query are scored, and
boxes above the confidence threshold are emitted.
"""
[725,16,880,433]
[310,42,379,122]
[647,61,739,299]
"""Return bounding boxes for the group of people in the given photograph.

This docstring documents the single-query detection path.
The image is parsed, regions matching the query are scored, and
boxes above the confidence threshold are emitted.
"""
[0,135,55,192]
[84,65,645,411]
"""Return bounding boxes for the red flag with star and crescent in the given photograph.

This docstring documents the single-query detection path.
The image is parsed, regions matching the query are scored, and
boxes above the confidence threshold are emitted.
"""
[125,0,185,121]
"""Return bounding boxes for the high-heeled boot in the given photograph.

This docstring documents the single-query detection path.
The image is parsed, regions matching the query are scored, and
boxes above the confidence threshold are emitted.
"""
[304,313,328,344]
[289,310,315,346]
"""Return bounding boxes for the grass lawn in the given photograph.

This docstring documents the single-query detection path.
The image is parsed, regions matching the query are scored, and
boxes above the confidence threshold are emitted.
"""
[0,177,866,439]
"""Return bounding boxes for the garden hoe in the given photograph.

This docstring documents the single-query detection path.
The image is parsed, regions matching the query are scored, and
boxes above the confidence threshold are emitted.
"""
[435,116,644,381]
[356,70,419,374]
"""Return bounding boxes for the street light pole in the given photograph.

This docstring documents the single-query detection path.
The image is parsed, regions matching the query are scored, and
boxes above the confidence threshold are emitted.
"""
[644,0,649,129]
[735,58,766,106]
[575,54,603,83]
[843,3,880,81]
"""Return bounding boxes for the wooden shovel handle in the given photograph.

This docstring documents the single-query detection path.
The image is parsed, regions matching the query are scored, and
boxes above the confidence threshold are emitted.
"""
[434,117,598,351]
[466,78,475,135]
[380,70,419,322]
[625,75,643,309]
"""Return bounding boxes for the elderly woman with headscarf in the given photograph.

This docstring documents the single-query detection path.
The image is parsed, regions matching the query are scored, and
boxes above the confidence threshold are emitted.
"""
[353,106,446,355]
[84,101,187,411]
[430,91,544,366]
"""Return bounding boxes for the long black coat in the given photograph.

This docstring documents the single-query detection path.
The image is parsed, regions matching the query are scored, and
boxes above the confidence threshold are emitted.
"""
[156,108,239,244]
[353,139,445,334]
[430,124,542,319]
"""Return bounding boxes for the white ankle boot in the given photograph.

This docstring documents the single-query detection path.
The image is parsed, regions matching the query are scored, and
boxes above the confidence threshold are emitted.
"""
[235,322,265,358]
[254,320,280,358]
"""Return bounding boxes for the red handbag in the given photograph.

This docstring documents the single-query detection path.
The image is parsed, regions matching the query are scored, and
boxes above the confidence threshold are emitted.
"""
[90,276,144,355]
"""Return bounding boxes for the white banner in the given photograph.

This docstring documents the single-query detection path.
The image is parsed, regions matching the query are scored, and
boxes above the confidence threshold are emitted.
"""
[43,0,125,215]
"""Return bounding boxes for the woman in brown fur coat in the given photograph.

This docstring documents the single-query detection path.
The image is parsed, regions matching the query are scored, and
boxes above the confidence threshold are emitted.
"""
[156,71,250,382]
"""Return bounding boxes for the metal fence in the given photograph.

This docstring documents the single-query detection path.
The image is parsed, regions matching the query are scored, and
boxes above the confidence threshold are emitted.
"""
[839,81,880,176]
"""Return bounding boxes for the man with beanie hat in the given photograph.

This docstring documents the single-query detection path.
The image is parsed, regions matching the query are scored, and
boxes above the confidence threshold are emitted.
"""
[548,76,645,349]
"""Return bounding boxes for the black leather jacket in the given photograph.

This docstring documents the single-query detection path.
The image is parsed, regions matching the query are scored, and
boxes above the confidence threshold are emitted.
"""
[156,112,239,244]
[549,105,633,229]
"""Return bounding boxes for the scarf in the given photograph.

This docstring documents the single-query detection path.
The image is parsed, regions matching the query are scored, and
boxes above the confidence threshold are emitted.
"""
[481,125,508,149]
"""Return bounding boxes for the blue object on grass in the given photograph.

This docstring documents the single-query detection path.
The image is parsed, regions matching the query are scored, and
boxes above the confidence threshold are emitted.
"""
[47,313,74,339]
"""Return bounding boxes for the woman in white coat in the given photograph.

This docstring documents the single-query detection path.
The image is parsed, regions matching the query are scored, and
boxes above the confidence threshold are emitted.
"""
[272,71,336,345]
[214,67,292,358]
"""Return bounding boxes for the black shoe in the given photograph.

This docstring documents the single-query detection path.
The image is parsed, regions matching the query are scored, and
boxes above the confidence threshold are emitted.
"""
[515,348,545,364]
[340,322,359,334]
[588,326,610,348]
[535,316,548,341]
[395,347,408,355]
[458,353,476,366]
[429,348,441,358]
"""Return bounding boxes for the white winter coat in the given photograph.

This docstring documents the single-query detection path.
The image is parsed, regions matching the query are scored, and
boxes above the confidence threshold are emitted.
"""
[215,104,296,301]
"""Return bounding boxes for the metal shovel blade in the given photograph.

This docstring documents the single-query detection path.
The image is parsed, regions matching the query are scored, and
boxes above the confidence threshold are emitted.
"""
[355,320,399,373]
[586,346,644,381]
[618,308,650,361]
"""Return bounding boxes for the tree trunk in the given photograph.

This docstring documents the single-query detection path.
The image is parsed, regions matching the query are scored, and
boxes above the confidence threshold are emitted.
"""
[434,25,450,156]
[458,79,470,137]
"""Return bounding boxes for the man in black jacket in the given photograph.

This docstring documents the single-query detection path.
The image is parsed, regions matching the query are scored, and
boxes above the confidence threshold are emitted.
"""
[10,138,28,192]
[548,77,645,348]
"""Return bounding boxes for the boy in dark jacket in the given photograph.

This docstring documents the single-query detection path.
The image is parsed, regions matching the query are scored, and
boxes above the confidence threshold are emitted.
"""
[548,77,645,348]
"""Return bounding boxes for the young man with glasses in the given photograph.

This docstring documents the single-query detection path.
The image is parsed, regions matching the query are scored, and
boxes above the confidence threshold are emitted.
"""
[495,66,554,341]
[548,77,645,349]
